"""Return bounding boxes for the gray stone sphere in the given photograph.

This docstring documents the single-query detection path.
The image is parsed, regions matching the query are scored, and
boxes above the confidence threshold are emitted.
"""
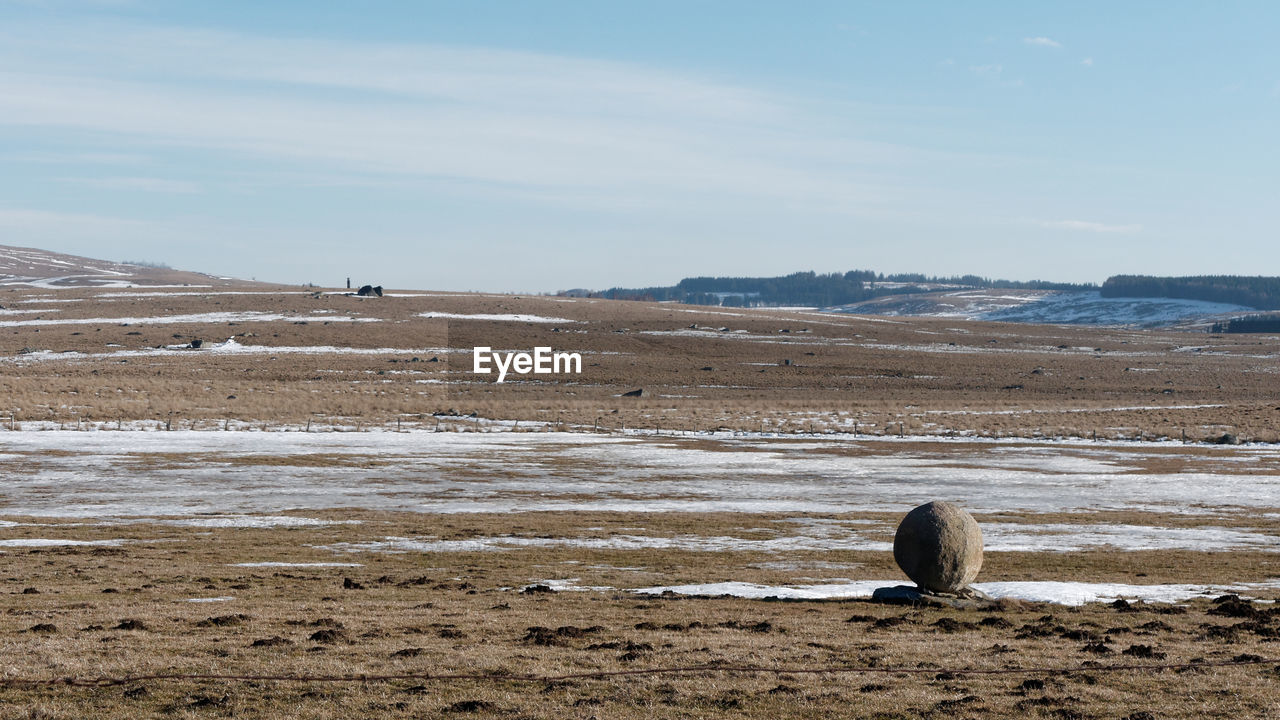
[893,501,983,594]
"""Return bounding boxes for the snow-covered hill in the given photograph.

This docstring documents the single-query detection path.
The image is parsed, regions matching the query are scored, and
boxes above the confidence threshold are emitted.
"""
[0,244,243,288]
[828,289,1251,329]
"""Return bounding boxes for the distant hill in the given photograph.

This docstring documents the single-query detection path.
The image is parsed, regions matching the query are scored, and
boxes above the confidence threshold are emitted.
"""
[575,271,1089,308]
[0,244,251,288]
[570,270,1280,330]
[1102,275,1280,310]
[829,289,1251,329]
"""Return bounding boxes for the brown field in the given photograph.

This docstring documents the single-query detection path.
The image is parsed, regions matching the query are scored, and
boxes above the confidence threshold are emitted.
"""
[3,282,1280,718]
[3,510,1280,719]
[2,284,1279,440]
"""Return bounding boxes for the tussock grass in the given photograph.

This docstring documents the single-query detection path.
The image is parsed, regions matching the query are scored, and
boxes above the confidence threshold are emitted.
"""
[2,510,1279,718]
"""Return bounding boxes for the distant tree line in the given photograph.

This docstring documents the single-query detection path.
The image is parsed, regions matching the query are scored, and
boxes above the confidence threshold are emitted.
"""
[1102,275,1280,310]
[1210,315,1280,334]
[578,270,1092,308]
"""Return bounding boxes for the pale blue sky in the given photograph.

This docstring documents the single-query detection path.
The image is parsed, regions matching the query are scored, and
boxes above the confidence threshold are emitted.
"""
[1,1,1276,290]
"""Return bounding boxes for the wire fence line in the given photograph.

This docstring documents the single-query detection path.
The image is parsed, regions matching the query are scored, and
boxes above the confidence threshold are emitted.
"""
[3,656,1276,689]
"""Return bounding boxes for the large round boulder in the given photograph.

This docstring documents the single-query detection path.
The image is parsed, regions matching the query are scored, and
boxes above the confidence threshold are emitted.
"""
[892,501,983,594]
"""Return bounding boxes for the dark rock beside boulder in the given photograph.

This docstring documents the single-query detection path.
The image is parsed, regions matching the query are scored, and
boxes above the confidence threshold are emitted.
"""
[893,501,983,594]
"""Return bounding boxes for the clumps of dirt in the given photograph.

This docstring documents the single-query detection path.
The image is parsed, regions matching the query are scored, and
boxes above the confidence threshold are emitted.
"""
[1208,595,1274,620]
[1110,599,1139,613]
[845,614,876,623]
[1135,620,1174,634]
[858,683,889,693]
[766,684,800,695]
[195,614,250,627]
[870,614,916,630]
[437,628,466,639]
[308,628,347,644]
[931,617,978,633]
[342,577,365,590]
[1016,615,1067,639]
[1080,642,1113,655]
[979,617,1014,629]
[717,619,777,633]
[634,621,704,632]
[1018,678,1046,692]
[521,625,605,646]
[1122,644,1167,659]
[187,694,230,709]
[1060,628,1102,642]
[933,695,982,713]
[586,640,653,653]
[391,648,425,658]
[521,584,554,595]
[250,636,293,648]
[113,619,147,631]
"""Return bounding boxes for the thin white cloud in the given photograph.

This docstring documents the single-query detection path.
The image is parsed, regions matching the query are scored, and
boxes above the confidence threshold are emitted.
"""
[1041,220,1142,234]
[59,176,200,193]
[0,207,149,232]
[0,21,929,214]
[969,64,1003,76]
[1024,37,1062,48]
[1081,57,1094,67]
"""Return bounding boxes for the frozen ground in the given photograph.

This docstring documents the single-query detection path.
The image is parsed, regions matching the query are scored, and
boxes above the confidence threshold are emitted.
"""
[1,430,1278,520]
[630,579,1280,606]
[3,429,1278,606]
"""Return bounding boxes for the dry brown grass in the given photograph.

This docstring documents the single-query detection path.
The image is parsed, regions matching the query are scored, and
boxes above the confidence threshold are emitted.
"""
[2,285,1279,439]
[5,286,1280,717]
[2,510,1279,719]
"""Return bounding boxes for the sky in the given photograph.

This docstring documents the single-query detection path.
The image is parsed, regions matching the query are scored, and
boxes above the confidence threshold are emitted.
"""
[0,1,1277,291]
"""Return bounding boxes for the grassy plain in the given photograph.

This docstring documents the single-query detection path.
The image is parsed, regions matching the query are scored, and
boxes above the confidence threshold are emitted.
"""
[3,283,1280,718]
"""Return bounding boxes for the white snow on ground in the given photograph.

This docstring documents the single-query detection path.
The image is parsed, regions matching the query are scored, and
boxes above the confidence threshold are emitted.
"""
[144,515,360,529]
[183,597,235,603]
[2,431,1280,519]
[0,538,126,547]
[977,292,1249,328]
[632,579,1280,606]
[827,290,1250,329]
[980,523,1278,552]
[318,533,894,554]
[2,340,448,364]
[92,291,293,298]
[0,311,378,328]
[418,312,575,323]
[317,521,1278,555]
